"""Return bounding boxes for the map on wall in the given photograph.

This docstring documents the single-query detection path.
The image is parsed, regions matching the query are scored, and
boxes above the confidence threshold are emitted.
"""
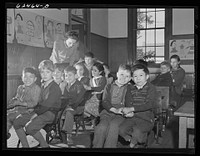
[169,39,194,60]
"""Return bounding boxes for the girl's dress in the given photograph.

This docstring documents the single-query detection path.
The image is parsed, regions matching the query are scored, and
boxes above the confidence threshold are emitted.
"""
[84,76,106,117]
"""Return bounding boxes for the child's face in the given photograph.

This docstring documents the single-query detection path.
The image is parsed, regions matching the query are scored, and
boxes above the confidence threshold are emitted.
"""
[116,69,131,85]
[132,69,149,87]
[64,71,76,84]
[40,68,53,82]
[65,38,77,48]
[53,68,63,81]
[160,65,170,74]
[170,58,179,69]
[84,56,93,66]
[22,72,37,87]
[75,65,84,78]
[92,66,101,77]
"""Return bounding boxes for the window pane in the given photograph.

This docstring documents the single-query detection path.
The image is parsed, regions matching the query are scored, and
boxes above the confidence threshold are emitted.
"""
[71,9,84,19]
[137,30,145,46]
[137,12,146,29]
[156,11,165,27]
[147,8,155,12]
[156,29,164,46]
[137,47,145,59]
[155,57,165,63]
[146,47,155,56]
[146,30,155,46]
[156,8,165,11]
[147,11,155,28]
[156,47,164,56]
[137,8,146,12]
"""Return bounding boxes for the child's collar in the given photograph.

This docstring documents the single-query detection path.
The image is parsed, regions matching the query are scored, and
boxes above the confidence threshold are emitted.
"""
[43,79,54,88]
[134,81,147,90]
[78,76,84,81]
[114,80,126,87]
[93,75,102,79]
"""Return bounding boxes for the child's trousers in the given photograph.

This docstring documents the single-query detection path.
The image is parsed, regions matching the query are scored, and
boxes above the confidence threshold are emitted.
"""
[13,111,55,136]
[119,117,154,145]
[92,110,125,148]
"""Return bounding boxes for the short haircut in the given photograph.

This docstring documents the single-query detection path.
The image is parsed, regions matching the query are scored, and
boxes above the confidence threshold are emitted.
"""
[93,62,105,76]
[160,61,171,69]
[133,59,148,67]
[64,66,77,75]
[118,64,132,76]
[38,60,55,72]
[22,67,37,77]
[54,63,65,72]
[170,54,180,62]
[64,31,79,41]
[131,63,149,75]
[84,52,94,58]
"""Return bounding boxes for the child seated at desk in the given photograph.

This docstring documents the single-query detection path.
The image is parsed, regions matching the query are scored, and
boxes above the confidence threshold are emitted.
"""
[7,67,41,140]
[61,66,86,144]
[13,60,62,148]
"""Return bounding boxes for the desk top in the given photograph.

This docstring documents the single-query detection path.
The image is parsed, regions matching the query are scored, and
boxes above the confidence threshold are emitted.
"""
[174,101,194,117]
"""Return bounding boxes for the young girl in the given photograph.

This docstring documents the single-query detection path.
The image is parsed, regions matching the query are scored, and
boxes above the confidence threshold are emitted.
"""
[170,54,185,108]
[74,62,90,86]
[84,62,107,118]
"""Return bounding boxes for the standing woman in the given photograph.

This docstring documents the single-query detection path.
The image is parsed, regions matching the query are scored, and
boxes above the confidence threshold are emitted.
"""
[170,54,185,108]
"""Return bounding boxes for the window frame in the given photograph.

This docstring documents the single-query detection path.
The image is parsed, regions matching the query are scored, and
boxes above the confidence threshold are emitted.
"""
[128,8,172,67]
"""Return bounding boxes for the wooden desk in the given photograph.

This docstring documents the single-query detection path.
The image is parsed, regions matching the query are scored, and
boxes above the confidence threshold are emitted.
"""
[174,101,194,148]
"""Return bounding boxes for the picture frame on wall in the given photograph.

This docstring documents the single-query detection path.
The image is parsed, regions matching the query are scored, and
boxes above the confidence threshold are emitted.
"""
[169,39,194,60]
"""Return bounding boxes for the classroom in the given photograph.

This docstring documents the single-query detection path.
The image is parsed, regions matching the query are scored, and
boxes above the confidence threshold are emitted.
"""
[6,4,195,152]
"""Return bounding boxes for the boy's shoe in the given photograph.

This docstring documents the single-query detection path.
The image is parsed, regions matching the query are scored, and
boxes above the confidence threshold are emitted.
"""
[66,134,73,145]
[7,132,11,140]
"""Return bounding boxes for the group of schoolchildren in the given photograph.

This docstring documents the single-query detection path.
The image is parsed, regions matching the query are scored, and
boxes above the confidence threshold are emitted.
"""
[7,50,185,148]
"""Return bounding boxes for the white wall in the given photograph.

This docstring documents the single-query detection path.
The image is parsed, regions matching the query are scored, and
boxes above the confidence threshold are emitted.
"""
[22,9,69,24]
[108,9,127,38]
[90,9,108,37]
[172,9,194,35]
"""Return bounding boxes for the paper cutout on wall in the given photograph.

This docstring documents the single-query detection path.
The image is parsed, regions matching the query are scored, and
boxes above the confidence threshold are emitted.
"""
[7,9,15,43]
[169,39,194,60]
[14,9,45,47]
[44,17,55,48]
[54,21,65,40]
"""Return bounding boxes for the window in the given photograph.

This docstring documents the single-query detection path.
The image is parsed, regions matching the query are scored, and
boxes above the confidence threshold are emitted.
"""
[129,8,166,64]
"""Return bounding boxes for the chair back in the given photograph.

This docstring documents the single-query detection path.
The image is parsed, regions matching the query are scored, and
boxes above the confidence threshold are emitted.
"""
[154,86,170,114]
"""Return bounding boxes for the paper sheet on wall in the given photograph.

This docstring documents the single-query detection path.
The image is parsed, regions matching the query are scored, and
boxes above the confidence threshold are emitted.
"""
[169,39,194,60]
[7,9,15,43]
[14,9,45,47]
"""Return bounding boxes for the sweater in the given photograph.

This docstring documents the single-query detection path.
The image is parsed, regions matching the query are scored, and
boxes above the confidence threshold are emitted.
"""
[125,82,157,123]
[63,79,86,109]
[170,67,185,95]
[102,82,129,112]
[151,71,173,87]
[34,81,62,115]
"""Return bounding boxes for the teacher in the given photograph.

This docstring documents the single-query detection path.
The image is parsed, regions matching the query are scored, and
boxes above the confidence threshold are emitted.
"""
[50,30,88,66]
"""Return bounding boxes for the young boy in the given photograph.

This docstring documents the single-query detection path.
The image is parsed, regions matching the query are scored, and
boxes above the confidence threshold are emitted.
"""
[13,60,62,148]
[92,64,132,148]
[119,64,157,148]
[53,63,67,94]
[151,61,173,87]
[7,67,41,139]
[61,66,86,144]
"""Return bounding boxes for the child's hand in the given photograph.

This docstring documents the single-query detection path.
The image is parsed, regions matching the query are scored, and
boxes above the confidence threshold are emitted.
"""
[115,107,124,115]
[121,107,132,115]
[124,112,134,118]
[83,85,91,90]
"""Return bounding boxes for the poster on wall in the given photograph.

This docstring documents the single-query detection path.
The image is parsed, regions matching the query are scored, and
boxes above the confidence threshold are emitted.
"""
[169,39,194,60]
[14,9,45,47]
[54,21,65,41]
[44,17,55,48]
[7,9,15,43]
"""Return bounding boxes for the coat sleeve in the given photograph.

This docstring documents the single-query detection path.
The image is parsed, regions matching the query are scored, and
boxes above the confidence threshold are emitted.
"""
[101,84,113,111]
[91,77,107,92]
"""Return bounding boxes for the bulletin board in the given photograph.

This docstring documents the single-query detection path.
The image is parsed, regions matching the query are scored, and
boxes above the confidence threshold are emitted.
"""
[169,39,194,60]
